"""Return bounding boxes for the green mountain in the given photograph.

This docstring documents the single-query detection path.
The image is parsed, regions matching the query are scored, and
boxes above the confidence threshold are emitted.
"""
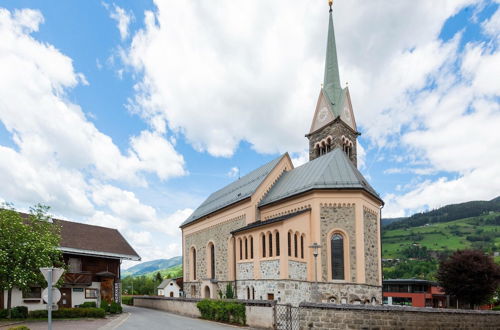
[122,256,182,278]
[381,197,500,280]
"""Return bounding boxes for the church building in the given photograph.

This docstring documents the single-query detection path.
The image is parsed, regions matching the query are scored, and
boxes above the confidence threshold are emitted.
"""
[180,3,383,306]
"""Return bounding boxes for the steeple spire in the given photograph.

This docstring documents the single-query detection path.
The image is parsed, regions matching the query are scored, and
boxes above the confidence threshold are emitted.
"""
[323,1,342,109]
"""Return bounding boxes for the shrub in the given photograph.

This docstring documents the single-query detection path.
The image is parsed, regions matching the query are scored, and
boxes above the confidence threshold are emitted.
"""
[493,305,500,311]
[78,302,96,308]
[196,299,245,325]
[122,296,134,305]
[29,308,105,319]
[11,306,28,319]
[8,326,30,330]
[100,300,110,313]
[225,284,234,299]
[109,302,122,314]
[0,309,8,319]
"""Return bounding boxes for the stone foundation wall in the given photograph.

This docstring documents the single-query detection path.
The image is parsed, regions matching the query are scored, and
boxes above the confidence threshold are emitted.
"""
[288,261,307,280]
[236,279,380,306]
[260,260,280,279]
[299,303,500,330]
[237,261,254,280]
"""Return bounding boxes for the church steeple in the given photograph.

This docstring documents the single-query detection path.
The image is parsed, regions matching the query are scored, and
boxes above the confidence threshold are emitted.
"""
[306,1,359,167]
[323,2,342,110]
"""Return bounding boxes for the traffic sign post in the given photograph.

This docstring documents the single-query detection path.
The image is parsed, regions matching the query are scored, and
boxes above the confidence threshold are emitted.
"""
[40,268,64,330]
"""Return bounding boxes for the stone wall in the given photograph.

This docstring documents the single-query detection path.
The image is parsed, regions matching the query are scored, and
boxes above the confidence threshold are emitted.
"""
[184,216,245,283]
[363,209,379,286]
[133,296,275,329]
[237,261,254,280]
[288,261,307,280]
[320,205,356,282]
[299,303,500,330]
[236,279,380,306]
[308,120,357,166]
[260,260,280,279]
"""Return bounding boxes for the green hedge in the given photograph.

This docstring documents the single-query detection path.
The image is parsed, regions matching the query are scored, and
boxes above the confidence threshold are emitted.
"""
[8,326,30,330]
[28,307,105,319]
[122,296,134,305]
[78,302,96,308]
[11,306,28,319]
[0,309,8,319]
[109,302,122,314]
[196,299,245,325]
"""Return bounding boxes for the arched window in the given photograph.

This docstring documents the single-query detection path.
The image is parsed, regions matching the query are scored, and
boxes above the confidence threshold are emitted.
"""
[275,232,280,256]
[294,233,298,258]
[300,235,304,259]
[247,287,250,300]
[288,232,292,257]
[191,247,197,281]
[244,237,248,259]
[252,287,255,300]
[208,242,215,279]
[269,233,273,257]
[262,234,266,258]
[239,238,242,260]
[331,233,345,280]
[250,236,254,259]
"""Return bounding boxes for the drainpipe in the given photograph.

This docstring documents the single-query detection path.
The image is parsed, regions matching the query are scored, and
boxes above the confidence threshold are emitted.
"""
[233,233,237,298]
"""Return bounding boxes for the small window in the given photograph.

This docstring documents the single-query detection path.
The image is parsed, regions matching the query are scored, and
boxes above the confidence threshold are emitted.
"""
[68,257,82,273]
[85,288,99,299]
[262,234,266,258]
[250,236,254,259]
[22,287,41,299]
[239,239,242,260]
[300,235,304,259]
[294,233,298,258]
[267,293,274,300]
[269,233,273,257]
[276,232,280,256]
[288,232,292,257]
[244,238,248,260]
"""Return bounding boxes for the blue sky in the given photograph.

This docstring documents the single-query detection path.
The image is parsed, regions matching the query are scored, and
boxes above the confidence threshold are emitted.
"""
[0,0,498,266]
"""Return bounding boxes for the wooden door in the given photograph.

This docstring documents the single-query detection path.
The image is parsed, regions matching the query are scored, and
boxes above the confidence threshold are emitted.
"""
[58,288,72,308]
[101,278,114,303]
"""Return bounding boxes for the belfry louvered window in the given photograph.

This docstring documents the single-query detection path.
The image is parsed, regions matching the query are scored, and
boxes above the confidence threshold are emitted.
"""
[331,233,345,280]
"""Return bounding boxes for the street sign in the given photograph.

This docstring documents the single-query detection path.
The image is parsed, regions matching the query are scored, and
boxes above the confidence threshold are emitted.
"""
[42,288,61,304]
[40,268,64,285]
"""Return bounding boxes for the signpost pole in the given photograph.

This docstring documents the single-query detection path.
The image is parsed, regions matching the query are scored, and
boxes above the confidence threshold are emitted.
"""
[48,269,52,330]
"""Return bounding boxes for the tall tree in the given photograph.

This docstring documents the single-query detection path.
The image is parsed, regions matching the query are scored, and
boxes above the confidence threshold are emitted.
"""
[155,271,163,282]
[437,249,500,308]
[0,204,62,316]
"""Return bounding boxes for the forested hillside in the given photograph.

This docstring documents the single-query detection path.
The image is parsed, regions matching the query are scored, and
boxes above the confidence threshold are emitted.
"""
[381,197,500,280]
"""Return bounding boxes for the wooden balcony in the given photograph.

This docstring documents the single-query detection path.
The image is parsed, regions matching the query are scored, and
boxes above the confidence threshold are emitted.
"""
[64,272,93,286]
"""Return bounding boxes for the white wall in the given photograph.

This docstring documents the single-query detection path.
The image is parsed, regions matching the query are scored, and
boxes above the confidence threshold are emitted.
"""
[164,282,180,297]
[2,282,101,311]
[158,289,164,296]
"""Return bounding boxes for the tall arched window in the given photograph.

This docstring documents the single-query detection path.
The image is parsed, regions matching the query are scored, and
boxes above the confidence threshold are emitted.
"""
[300,235,304,259]
[275,232,280,256]
[209,243,215,279]
[244,237,248,259]
[191,247,197,281]
[239,238,242,260]
[269,233,273,257]
[262,234,266,258]
[250,236,254,259]
[294,233,298,258]
[331,234,345,280]
[288,232,291,257]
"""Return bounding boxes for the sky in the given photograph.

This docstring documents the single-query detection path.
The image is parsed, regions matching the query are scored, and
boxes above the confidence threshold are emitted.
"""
[0,0,499,268]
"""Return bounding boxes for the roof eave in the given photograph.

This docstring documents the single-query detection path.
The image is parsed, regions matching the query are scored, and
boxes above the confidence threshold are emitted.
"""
[60,247,141,261]
[259,187,384,208]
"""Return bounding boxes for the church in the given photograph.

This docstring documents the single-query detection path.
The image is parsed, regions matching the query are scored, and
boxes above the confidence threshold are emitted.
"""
[180,2,383,306]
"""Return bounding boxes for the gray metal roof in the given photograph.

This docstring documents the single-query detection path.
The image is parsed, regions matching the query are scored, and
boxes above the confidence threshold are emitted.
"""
[181,154,286,227]
[259,148,381,206]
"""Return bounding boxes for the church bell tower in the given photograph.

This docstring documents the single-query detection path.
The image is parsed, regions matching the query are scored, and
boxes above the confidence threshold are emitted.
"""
[306,1,360,167]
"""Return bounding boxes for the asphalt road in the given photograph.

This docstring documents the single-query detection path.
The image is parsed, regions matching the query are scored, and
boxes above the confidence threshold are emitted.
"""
[116,305,242,330]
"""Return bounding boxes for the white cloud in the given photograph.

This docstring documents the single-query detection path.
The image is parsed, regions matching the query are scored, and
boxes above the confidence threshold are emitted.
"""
[291,151,309,168]
[104,3,133,40]
[227,167,239,178]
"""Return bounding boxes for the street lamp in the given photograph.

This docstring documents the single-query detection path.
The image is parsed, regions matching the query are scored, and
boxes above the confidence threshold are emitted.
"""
[309,243,321,302]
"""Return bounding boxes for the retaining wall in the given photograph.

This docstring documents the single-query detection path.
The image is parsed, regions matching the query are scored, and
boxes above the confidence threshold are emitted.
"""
[299,302,500,330]
[133,296,275,329]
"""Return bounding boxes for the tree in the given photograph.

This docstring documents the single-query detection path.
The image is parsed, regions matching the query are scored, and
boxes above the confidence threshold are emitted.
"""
[437,250,500,308]
[0,204,62,316]
[155,271,163,282]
